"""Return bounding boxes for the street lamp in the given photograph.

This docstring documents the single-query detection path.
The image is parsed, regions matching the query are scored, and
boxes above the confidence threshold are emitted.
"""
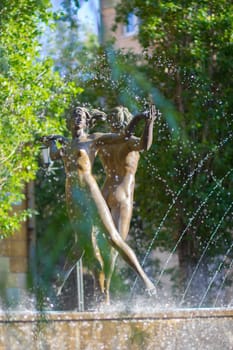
[41,146,52,167]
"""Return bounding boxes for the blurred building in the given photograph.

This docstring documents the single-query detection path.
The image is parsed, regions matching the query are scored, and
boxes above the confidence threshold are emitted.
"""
[100,0,141,52]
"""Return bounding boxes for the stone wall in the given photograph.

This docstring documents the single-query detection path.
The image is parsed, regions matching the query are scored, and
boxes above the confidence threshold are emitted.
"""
[0,309,233,350]
[0,183,35,305]
[0,205,28,304]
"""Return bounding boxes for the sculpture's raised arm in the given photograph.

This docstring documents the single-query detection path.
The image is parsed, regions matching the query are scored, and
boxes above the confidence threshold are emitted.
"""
[124,111,148,137]
[125,104,158,151]
[94,132,125,146]
[139,104,158,151]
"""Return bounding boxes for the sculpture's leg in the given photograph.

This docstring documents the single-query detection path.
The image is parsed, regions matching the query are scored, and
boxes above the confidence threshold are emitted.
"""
[104,223,155,291]
[91,226,105,297]
[105,201,133,300]
[86,176,155,292]
[105,247,118,300]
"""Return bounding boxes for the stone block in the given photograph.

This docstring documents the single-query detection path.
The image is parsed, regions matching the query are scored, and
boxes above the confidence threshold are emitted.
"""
[10,258,28,274]
[0,257,10,274]
[16,273,27,289]
[0,241,27,258]
[10,227,27,241]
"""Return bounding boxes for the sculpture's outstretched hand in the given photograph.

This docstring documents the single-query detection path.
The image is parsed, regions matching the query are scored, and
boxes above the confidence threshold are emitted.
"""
[149,104,160,122]
[40,135,67,146]
[143,104,160,122]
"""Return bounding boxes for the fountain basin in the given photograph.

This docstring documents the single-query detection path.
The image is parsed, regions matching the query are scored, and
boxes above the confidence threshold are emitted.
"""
[0,308,233,349]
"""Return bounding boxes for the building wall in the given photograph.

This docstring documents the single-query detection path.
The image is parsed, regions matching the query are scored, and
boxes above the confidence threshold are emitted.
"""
[0,206,28,304]
[0,183,35,305]
[100,0,142,53]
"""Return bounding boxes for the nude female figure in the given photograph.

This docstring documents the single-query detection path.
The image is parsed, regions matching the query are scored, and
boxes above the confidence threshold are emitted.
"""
[96,105,157,302]
[42,107,155,300]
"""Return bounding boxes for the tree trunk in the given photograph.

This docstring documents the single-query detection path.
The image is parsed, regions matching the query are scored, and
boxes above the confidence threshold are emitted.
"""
[177,236,209,306]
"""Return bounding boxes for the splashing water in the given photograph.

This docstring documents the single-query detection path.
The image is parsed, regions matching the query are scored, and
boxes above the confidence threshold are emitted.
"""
[180,200,233,305]
[198,242,233,307]
[130,131,233,297]
[156,168,233,287]
[227,289,233,308]
[214,257,233,307]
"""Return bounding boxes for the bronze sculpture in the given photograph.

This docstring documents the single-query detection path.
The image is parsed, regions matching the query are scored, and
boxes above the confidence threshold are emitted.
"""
[42,107,156,304]
[95,105,157,303]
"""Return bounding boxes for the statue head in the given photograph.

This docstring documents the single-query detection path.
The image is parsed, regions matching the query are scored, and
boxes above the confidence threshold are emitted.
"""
[107,106,133,133]
[66,107,106,133]
[66,107,90,133]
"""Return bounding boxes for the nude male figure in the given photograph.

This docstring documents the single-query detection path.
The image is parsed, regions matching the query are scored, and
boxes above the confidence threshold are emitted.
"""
[96,105,157,302]
[42,107,155,302]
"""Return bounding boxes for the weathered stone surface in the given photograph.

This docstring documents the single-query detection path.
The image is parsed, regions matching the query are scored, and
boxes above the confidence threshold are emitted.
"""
[0,240,27,258]
[9,257,28,274]
[0,309,233,349]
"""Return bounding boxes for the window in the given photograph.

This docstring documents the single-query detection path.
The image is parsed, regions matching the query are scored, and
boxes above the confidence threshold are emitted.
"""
[123,13,139,36]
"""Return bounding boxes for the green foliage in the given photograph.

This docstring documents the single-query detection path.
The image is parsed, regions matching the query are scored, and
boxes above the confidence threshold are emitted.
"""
[115,0,233,292]
[0,0,82,237]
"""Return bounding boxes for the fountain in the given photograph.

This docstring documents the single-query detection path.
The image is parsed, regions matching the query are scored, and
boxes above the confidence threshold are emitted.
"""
[1,0,233,347]
[1,101,233,349]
